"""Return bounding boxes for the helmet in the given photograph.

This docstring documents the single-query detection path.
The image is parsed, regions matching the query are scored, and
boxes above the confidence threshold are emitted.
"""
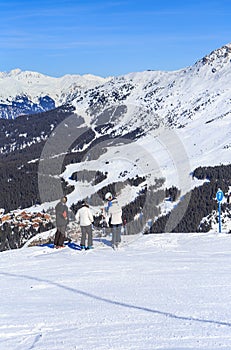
[105,192,112,200]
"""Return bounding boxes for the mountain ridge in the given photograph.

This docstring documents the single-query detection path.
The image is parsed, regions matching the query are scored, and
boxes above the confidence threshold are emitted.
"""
[0,42,230,121]
[0,42,230,246]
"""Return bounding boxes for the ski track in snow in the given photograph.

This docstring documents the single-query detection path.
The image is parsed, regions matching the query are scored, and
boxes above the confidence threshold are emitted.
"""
[1,232,231,349]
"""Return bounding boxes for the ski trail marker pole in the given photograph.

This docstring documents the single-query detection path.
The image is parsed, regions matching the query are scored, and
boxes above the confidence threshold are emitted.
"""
[216,189,224,233]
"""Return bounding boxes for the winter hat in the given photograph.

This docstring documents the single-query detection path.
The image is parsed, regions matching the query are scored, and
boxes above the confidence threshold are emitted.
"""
[61,196,67,203]
[105,192,112,200]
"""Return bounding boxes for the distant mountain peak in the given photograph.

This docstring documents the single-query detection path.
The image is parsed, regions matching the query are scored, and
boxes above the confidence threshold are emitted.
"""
[8,68,22,76]
[0,69,110,119]
[200,43,231,66]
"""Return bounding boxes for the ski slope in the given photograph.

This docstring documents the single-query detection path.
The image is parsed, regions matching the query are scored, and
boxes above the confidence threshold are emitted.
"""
[1,232,231,349]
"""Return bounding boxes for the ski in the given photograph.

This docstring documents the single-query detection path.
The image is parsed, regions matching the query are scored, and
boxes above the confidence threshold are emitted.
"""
[38,241,82,251]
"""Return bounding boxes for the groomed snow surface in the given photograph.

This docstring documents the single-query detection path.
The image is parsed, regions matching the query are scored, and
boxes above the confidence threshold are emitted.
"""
[1,232,231,350]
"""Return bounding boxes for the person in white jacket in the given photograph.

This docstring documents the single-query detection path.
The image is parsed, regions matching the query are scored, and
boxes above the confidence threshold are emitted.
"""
[105,192,123,249]
[75,201,94,250]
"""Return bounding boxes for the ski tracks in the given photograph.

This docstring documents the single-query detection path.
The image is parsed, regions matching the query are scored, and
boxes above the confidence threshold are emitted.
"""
[16,332,42,350]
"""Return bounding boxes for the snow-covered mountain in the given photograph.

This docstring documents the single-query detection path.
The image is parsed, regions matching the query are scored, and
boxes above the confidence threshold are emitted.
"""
[58,43,231,208]
[0,68,109,119]
[68,43,231,134]
[1,43,231,163]
[1,43,231,125]
[0,43,230,240]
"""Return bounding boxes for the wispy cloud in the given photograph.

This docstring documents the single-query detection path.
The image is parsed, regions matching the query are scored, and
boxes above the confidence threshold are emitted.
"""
[0,0,230,75]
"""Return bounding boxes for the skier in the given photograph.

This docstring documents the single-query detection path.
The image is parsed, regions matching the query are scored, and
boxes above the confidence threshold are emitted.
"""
[54,196,69,248]
[75,201,94,250]
[105,192,123,249]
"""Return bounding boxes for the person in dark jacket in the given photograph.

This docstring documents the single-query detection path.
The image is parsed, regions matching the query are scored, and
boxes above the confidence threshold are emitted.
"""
[54,196,69,248]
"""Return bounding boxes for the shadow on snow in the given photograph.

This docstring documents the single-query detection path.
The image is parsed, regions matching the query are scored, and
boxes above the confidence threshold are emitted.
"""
[1,271,231,328]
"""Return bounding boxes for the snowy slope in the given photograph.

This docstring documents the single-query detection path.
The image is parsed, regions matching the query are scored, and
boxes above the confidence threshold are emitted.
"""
[60,46,231,209]
[60,43,231,189]
[1,232,231,349]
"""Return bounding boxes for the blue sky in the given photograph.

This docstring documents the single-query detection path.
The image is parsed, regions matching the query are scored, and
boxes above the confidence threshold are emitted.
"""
[0,0,230,77]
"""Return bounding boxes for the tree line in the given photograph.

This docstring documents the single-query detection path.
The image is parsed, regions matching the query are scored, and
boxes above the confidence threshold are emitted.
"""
[150,164,231,233]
